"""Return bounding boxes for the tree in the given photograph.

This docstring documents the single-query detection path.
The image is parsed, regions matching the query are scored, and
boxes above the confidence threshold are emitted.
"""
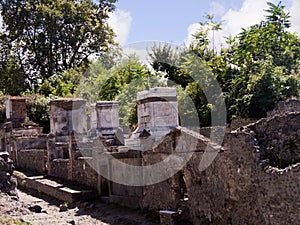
[227,1,300,119]
[37,65,85,97]
[0,0,117,86]
[75,54,166,128]
[149,44,217,126]
[231,2,300,73]
[0,34,29,95]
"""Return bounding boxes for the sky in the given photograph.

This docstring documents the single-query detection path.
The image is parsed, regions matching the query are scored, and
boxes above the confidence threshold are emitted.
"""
[108,0,300,48]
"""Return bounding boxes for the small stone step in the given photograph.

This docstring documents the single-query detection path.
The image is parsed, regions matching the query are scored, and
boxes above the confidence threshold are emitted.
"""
[14,171,97,204]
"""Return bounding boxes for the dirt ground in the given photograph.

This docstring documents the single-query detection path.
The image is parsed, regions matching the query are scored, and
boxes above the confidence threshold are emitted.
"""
[0,189,159,225]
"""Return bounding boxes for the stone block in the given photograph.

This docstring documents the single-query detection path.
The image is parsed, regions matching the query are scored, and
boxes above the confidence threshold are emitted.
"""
[159,210,177,225]
[50,98,87,135]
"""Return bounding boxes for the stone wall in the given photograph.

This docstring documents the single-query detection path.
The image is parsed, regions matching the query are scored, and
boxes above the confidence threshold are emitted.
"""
[16,150,47,174]
[71,158,98,189]
[109,152,143,208]
[267,98,300,117]
[0,152,17,195]
[249,112,300,168]
[11,136,48,174]
[130,111,300,224]
[0,122,11,153]
[48,159,70,180]
[185,112,300,225]
[140,128,211,212]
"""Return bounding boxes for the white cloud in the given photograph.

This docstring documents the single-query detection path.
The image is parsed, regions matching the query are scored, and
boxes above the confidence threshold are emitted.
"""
[210,1,225,16]
[108,9,132,45]
[185,23,202,47]
[185,0,281,49]
[220,0,275,37]
[289,0,300,34]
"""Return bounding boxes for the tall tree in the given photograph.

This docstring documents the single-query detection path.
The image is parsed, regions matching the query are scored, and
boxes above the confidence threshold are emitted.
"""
[0,34,29,95]
[228,1,300,118]
[0,0,117,86]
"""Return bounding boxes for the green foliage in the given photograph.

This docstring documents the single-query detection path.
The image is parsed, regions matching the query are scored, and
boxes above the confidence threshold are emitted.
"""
[75,55,166,128]
[38,65,85,97]
[226,2,300,119]
[149,44,215,126]
[0,96,6,124]
[76,60,111,102]
[26,95,52,133]
[188,2,300,121]
[99,55,154,101]
[149,2,300,125]
[0,35,30,95]
[116,75,166,128]
[0,0,117,86]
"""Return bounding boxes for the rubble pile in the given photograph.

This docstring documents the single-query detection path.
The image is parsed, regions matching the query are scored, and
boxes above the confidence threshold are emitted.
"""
[0,152,17,196]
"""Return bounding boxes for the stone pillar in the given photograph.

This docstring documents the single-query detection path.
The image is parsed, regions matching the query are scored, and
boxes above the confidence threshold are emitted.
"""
[50,98,87,136]
[5,97,27,128]
[136,87,178,140]
[94,101,120,139]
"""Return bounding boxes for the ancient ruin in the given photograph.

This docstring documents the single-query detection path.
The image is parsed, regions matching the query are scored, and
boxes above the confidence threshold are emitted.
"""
[0,88,299,224]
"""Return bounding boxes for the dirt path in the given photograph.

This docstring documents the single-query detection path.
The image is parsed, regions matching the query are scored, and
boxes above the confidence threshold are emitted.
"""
[0,190,159,225]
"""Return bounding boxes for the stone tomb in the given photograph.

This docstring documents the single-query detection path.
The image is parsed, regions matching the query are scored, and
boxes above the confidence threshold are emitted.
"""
[5,97,27,128]
[136,87,178,139]
[50,98,87,136]
[90,101,120,139]
[126,87,179,150]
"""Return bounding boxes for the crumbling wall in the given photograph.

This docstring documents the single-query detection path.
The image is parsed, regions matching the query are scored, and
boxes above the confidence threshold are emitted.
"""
[142,174,181,211]
[16,150,47,174]
[186,112,300,225]
[0,152,17,195]
[0,122,11,153]
[249,112,300,168]
[267,98,300,117]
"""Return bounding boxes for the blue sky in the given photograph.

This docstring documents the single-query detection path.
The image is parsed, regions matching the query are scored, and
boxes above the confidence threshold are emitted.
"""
[108,0,300,47]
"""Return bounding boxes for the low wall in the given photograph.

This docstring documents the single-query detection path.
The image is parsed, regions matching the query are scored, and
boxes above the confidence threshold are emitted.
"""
[71,158,98,189]
[48,159,70,180]
[15,136,47,150]
[16,149,47,174]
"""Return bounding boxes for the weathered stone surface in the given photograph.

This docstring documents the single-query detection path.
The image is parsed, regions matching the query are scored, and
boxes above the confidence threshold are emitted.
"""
[5,97,27,128]
[159,210,177,225]
[136,87,178,140]
[249,112,300,168]
[185,112,300,225]
[267,98,300,117]
[50,98,87,136]
[0,152,17,196]
[90,101,120,139]
[1,95,299,225]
